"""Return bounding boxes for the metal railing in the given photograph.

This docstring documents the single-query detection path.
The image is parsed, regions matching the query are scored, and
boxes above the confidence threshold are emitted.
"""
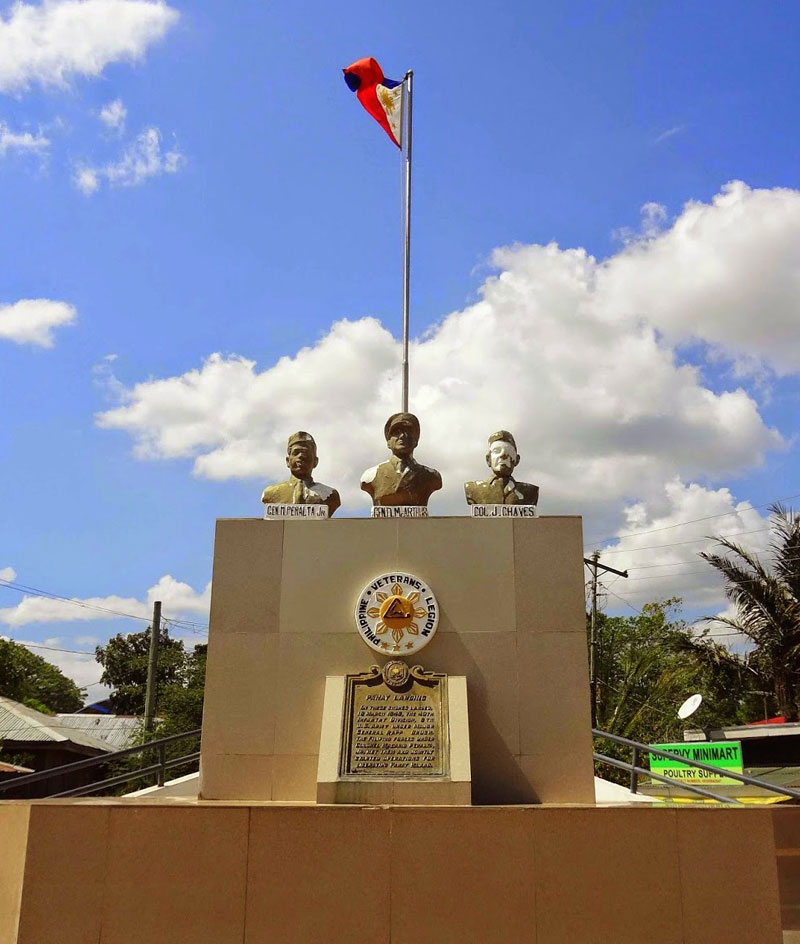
[0,728,201,798]
[593,728,800,805]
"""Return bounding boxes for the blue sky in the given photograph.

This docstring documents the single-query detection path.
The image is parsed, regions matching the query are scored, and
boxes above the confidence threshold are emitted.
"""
[1,0,799,694]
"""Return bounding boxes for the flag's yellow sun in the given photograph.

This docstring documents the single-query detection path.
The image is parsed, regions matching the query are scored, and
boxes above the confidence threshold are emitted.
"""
[366,583,427,644]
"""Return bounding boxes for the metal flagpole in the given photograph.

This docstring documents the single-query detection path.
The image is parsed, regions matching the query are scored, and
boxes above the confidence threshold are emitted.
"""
[401,69,413,413]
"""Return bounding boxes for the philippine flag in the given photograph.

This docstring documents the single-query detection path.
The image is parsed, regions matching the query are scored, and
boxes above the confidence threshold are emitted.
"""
[343,57,404,148]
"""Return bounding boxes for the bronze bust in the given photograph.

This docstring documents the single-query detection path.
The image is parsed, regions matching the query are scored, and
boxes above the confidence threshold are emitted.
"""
[464,431,539,506]
[361,412,442,507]
[261,431,341,516]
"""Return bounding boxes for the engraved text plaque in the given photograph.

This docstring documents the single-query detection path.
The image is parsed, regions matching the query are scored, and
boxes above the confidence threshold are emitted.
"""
[339,663,448,778]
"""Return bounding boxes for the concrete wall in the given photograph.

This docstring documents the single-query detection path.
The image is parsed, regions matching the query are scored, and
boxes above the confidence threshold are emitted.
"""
[773,805,800,932]
[0,801,783,944]
[0,803,28,944]
[199,516,594,804]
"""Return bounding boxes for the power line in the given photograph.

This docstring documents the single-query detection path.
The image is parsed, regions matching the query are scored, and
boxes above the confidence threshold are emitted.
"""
[624,569,712,582]
[583,491,800,549]
[602,585,643,616]
[2,639,96,656]
[599,587,747,639]
[0,578,208,636]
[628,551,800,571]
[593,525,773,556]
[0,579,153,623]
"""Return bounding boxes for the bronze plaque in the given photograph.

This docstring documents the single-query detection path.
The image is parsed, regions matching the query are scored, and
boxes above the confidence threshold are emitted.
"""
[340,662,449,778]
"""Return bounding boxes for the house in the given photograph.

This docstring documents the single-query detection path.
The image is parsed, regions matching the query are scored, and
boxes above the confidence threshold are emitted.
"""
[0,696,115,798]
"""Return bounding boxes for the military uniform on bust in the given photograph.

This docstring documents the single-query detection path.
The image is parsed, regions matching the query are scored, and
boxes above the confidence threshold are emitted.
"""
[361,412,442,507]
[464,430,539,507]
[261,431,341,516]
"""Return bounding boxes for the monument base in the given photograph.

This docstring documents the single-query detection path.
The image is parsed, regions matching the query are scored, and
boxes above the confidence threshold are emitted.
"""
[0,799,784,944]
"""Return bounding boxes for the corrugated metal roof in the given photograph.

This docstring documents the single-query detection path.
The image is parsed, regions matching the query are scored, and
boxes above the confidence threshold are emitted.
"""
[55,713,143,750]
[0,697,113,752]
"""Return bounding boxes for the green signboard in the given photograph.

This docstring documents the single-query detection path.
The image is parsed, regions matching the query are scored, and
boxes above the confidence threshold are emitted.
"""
[649,741,743,785]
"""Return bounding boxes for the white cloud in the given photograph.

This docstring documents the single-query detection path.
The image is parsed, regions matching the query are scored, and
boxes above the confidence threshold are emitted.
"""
[600,181,800,376]
[15,637,103,692]
[74,165,99,194]
[588,479,773,610]
[0,0,179,93]
[99,97,126,132]
[0,121,50,155]
[613,201,667,244]
[97,183,788,525]
[75,125,184,193]
[0,298,76,347]
[92,180,799,617]
[0,567,18,582]
[654,124,686,144]
[0,574,210,627]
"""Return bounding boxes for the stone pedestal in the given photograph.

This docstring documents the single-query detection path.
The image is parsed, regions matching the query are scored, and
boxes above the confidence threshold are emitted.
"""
[199,515,594,804]
[0,801,784,944]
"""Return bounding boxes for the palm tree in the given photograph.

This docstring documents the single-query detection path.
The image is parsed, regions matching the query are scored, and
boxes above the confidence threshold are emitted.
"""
[699,503,800,720]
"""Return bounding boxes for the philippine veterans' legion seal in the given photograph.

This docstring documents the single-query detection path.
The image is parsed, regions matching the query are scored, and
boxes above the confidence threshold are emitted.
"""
[355,572,439,655]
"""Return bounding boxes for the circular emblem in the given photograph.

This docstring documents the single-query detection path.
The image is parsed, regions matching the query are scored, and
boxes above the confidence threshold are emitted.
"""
[355,572,439,656]
[382,661,410,689]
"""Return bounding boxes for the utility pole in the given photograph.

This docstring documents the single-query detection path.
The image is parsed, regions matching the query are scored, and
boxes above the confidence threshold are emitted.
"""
[144,600,161,733]
[584,555,629,728]
[588,552,600,728]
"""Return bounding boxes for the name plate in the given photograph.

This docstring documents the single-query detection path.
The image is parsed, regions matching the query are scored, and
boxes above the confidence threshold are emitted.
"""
[340,663,448,778]
[470,504,538,518]
[263,504,328,519]
[371,506,429,518]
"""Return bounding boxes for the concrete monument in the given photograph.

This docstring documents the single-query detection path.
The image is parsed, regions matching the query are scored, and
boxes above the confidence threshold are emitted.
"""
[261,431,341,517]
[360,413,442,514]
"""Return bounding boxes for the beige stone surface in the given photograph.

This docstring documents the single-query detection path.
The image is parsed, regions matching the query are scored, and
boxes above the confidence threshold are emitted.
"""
[0,804,28,944]
[200,633,278,756]
[200,516,592,804]
[279,517,398,633]
[534,807,683,944]
[390,807,535,944]
[0,801,784,944]
[514,516,586,633]
[209,518,284,635]
[774,806,800,931]
[16,805,109,944]
[677,808,782,944]
[397,517,516,633]
[200,753,273,801]
[102,807,249,944]
[245,807,391,944]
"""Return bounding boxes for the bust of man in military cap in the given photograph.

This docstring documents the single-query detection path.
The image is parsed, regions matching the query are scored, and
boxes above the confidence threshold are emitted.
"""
[360,412,442,507]
[261,431,341,516]
[464,431,539,506]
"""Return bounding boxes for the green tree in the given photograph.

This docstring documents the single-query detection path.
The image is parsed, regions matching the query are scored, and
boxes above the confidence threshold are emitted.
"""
[592,599,757,780]
[95,626,187,715]
[0,637,84,712]
[101,642,206,794]
[699,502,800,720]
[157,644,207,737]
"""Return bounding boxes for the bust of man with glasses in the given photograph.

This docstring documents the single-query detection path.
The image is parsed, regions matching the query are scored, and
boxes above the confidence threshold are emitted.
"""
[464,431,539,506]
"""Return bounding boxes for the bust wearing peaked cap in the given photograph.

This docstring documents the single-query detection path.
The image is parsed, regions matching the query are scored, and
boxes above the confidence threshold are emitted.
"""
[464,431,539,506]
[261,431,341,516]
[360,412,442,507]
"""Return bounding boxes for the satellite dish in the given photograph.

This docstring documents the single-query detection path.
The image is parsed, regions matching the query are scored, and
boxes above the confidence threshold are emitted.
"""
[678,693,703,720]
